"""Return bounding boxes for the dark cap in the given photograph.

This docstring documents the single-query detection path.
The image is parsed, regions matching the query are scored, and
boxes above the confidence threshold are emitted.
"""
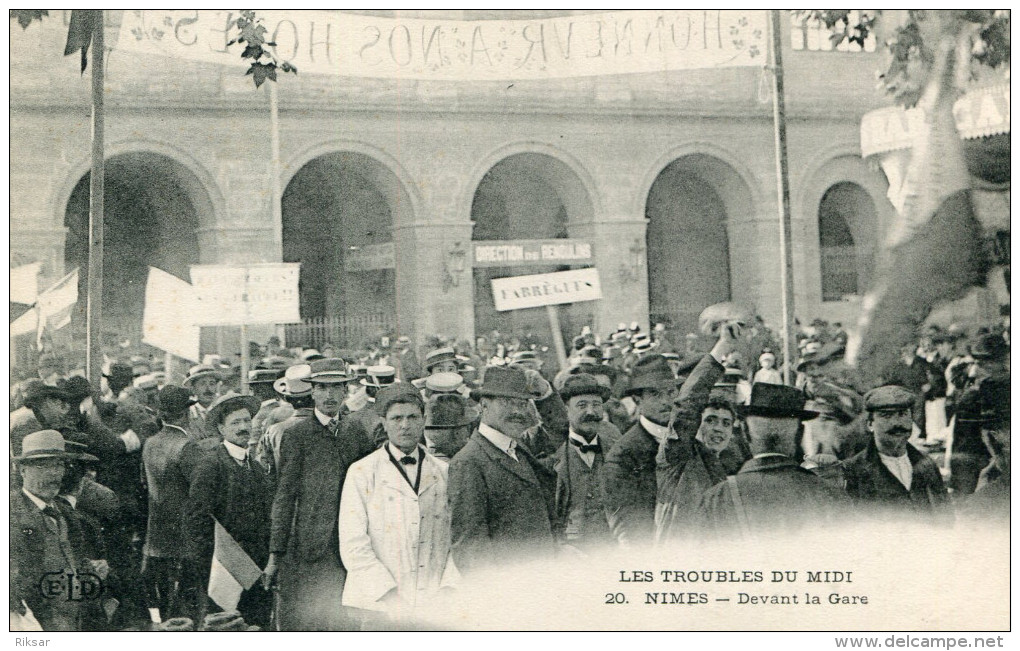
[59,376,93,405]
[248,368,282,384]
[624,354,677,396]
[470,366,534,402]
[738,383,818,420]
[424,393,473,429]
[157,385,196,418]
[970,332,1008,361]
[863,385,916,412]
[560,373,611,403]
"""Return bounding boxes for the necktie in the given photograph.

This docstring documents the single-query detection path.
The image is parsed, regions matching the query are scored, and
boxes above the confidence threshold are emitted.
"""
[327,417,339,435]
[399,455,417,465]
[570,438,601,455]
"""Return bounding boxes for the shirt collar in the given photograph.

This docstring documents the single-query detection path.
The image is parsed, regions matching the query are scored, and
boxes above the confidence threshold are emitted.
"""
[60,494,77,509]
[22,487,48,511]
[222,439,248,462]
[478,422,517,457]
[752,452,788,460]
[314,408,336,427]
[388,443,419,463]
[639,416,670,442]
[568,430,598,447]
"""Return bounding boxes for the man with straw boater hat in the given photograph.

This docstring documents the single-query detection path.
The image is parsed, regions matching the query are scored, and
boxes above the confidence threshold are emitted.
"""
[265,358,375,630]
[183,364,223,440]
[448,366,557,574]
[254,363,313,474]
[11,429,101,631]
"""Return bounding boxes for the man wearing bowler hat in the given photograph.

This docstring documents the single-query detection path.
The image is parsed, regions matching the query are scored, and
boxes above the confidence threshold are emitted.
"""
[424,393,473,461]
[550,373,621,553]
[843,385,952,526]
[11,430,101,630]
[266,358,375,630]
[697,383,850,536]
[186,391,274,627]
[448,366,558,574]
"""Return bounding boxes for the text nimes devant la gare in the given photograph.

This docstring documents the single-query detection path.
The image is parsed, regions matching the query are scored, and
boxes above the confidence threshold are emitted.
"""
[603,569,869,606]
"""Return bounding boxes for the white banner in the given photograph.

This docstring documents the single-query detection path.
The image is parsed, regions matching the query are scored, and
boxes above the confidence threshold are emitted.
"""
[491,268,602,311]
[10,262,41,305]
[142,267,201,362]
[117,10,768,81]
[190,263,301,326]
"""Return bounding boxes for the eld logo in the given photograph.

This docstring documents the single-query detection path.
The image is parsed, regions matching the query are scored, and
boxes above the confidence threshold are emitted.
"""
[38,571,103,601]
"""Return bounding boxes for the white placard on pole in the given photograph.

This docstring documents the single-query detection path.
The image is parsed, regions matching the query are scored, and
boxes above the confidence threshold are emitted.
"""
[491,268,602,312]
[189,263,301,326]
[142,267,201,362]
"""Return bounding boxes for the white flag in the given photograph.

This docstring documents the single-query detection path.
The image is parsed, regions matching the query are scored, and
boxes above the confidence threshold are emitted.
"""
[35,269,79,348]
[142,267,201,362]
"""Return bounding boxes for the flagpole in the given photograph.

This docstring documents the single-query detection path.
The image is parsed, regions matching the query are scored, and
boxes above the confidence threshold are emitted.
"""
[768,10,796,385]
[86,11,105,385]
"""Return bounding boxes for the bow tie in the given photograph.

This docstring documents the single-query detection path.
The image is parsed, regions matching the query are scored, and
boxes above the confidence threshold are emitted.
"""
[570,438,601,455]
[399,455,417,465]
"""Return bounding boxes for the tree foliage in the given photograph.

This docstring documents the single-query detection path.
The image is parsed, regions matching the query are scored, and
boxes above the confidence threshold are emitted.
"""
[798,10,1010,108]
[229,10,297,88]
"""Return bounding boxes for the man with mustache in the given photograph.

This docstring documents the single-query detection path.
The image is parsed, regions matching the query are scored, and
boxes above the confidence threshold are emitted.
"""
[185,391,274,627]
[842,385,952,525]
[448,366,558,573]
[265,358,374,630]
[183,364,223,440]
[549,373,621,554]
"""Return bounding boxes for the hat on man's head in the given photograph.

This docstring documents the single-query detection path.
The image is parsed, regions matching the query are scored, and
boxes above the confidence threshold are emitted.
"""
[206,391,261,429]
[974,376,1010,426]
[157,385,196,418]
[374,383,425,418]
[470,366,534,402]
[103,362,134,385]
[59,376,93,405]
[624,354,677,397]
[133,373,160,391]
[737,383,818,420]
[258,356,291,370]
[425,393,473,430]
[300,348,325,362]
[14,429,98,463]
[183,364,222,387]
[560,373,611,403]
[863,385,915,413]
[970,332,1008,361]
[307,358,356,384]
[248,369,282,385]
[23,383,72,409]
[273,364,313,397]
[425,372,465,394]
[361,365,397,389]
[424,347,458,372]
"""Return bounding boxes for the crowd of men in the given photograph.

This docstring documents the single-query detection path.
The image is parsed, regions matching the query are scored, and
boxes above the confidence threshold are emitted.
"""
[9,313,1010,631]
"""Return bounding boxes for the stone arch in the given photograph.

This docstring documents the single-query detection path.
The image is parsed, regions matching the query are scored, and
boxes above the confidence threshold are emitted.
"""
[641,148,758,334]
[283,140,422,229]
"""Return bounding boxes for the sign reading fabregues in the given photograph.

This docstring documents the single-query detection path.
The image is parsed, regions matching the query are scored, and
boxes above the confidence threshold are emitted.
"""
[491,268,602,311]
[190,263,301,325]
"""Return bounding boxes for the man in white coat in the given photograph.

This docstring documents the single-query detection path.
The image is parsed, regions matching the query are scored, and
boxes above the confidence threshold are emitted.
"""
[339,384,457,626]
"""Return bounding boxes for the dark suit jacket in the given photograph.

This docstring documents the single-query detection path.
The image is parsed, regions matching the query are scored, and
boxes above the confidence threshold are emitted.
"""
[186,445,275,569]
[269,413,374,563]
[551,421,621,532]
[842,439,953,526]
[698,456,851,536]
[600,420,660,546]
[448,430,557,573]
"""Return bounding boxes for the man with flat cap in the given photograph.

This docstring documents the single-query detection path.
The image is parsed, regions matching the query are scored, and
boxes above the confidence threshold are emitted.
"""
[448,366,558,574]
[698,383,850,536]
[266,358,374,630]
[842,385,952,526]
[550,373,621,554]
[186,391,274,627]
[141,386,206,621]
[11,430,103,630]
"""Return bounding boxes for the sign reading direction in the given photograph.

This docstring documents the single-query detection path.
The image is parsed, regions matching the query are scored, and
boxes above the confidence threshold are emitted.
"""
[344,243,395,271]
[491,268,602,311]
[473,239,594,268]
[190,263,301,325]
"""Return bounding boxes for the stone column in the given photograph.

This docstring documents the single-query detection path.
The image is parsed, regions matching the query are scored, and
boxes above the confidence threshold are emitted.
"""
[392,220,476,348]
